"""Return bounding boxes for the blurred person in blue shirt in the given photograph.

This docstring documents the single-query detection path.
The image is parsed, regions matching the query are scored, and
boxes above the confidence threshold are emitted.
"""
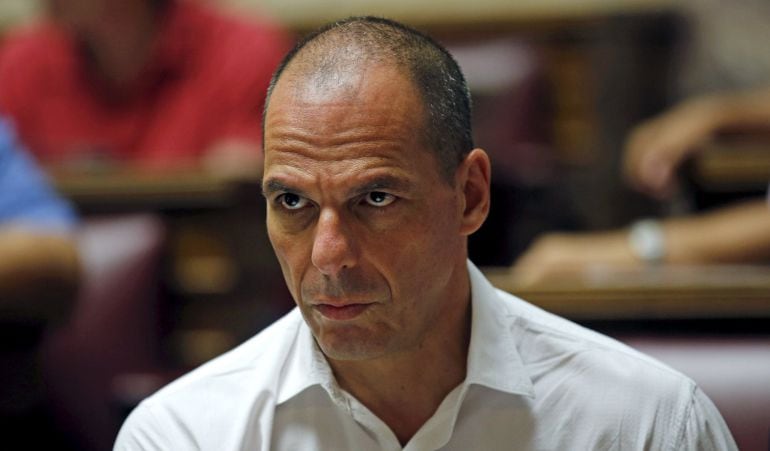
[0,117,80,450]
[0,117,79,306]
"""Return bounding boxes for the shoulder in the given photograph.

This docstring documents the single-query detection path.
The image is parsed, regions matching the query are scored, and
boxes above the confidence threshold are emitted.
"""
[471,264,697,405]
[495,289,704,445]
[0,22,71,70]
[496,287,687,380]
[0,22,75,107]
[173,1,291,56]
[497,288,735,448]
[116,309,304,449]
[160,2,290,92]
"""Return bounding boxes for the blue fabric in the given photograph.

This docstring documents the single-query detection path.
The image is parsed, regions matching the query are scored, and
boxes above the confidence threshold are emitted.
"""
[0,119,77,232]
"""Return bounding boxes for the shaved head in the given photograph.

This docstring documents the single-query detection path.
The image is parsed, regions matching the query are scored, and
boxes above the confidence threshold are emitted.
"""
[264,17,473,182]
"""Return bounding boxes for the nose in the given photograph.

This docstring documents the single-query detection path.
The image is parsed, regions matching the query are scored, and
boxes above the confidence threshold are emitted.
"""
[311,208,358,276]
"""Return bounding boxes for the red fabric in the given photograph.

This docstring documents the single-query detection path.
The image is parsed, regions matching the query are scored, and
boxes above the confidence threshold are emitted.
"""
[0,1,291,170]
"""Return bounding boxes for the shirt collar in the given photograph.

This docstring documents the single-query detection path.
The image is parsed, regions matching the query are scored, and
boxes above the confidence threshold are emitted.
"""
[276,261,536,404]
[465,261,535,397]
[276,319,336,404]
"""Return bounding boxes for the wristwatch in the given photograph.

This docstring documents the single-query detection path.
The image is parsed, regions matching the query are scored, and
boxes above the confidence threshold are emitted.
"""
[628,219,666,264]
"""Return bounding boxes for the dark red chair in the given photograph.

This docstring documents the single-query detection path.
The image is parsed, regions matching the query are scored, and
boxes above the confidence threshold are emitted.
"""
[40,214,166,451]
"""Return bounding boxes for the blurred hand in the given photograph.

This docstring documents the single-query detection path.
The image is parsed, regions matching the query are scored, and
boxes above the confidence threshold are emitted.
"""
[510,231,641,288]
[203,139,263,181]
[623,95,725,199]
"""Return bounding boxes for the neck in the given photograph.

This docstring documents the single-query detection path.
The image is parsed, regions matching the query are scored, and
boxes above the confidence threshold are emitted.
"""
[80,3,161,93]
[329,275,472,445]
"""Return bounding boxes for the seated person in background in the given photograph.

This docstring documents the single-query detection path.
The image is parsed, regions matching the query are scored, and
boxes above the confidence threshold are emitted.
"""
[0,0,291,177]
[0,118,79,307]
[0,117,80,444]
[512,87,770,286]
[115,17,735,450]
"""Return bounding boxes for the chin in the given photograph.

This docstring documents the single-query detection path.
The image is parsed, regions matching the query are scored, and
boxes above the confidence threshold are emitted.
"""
[315,328,392,362]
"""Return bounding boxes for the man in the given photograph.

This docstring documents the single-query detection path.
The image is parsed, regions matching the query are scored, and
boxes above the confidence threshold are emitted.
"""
[115,17,736,450]
[0,0,290,175]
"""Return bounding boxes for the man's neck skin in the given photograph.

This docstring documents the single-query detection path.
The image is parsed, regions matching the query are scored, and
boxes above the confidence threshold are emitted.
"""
[78,3,160,95]
[327,272,472,446]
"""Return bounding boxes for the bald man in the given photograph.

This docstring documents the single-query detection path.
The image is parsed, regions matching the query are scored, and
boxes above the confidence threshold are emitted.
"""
[115,17,736,451]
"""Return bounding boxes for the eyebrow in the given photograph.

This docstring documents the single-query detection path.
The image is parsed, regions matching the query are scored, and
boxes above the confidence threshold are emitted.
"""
[261,174,415,198]
[262,179,300,197]
[348,175,414,197]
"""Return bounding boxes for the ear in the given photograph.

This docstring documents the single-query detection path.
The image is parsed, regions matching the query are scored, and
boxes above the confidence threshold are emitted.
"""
[456,148,491,236]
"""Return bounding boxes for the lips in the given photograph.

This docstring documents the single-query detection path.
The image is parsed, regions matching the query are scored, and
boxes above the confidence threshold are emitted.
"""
[315,303,371,320]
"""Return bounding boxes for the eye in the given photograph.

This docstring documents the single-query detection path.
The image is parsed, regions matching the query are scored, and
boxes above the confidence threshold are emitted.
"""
[364,191,396,207]
[278,193,309,210]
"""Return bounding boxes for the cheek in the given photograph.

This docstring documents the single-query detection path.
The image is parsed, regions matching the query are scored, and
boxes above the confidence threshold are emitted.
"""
[267,224,307,297]
[375,210,459,293]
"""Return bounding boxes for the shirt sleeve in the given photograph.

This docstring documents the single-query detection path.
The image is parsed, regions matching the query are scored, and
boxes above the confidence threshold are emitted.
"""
[204,19,293,149]
[0,29,43,151]
[0,119,77,232]
[0,35,27,126]
[677,386,738,451]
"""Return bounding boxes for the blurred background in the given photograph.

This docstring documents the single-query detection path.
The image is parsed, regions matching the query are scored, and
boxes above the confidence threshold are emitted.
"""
[0,0,768,450]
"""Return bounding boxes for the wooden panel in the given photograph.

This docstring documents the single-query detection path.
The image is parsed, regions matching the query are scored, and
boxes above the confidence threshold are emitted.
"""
[484,265,770,320]
[53,170,247,212]
[54,170,293,365]
[247,0,675,30]
[693,139,770,191]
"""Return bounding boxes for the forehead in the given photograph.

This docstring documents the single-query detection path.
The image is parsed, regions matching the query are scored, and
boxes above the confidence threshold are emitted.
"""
[266,60,422,129]
[263,62,436,175]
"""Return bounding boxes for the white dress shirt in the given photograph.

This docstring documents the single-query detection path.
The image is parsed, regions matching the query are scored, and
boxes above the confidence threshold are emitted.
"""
[115,262,737,450]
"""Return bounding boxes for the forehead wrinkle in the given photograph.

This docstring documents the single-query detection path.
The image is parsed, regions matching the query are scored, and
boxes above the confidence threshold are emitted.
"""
[265,111,420,159]
[265,150,419,198]
[267,148,410,179]
[266,128,413,157]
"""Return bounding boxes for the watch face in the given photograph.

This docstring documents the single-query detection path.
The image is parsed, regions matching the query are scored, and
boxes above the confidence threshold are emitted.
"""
[629,220,665,263]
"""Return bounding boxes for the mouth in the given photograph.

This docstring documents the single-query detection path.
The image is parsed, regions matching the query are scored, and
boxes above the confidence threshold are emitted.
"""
[313,302,372,321]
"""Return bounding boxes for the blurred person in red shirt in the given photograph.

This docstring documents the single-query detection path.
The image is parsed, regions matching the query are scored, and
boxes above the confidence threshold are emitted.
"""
[0,0,292,176]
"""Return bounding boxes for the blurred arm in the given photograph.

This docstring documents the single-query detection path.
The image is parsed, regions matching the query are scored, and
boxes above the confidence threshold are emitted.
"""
[0,227,80,319]
[511,198,770,287]
[0,120,81,319]
[662,198,770,264]
[624,87,770,198]
[202,139,264,181]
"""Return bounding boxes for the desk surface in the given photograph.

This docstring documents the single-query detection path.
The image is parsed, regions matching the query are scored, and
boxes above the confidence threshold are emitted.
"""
[693,140,770,191]
[53,170,259,212]
[483,265,770,320]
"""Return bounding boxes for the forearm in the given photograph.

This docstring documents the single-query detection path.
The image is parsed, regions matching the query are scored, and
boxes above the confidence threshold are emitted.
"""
[663,198,770,264]
[708,87,770,131]
[0,228,81,321]
[202,139,263,180]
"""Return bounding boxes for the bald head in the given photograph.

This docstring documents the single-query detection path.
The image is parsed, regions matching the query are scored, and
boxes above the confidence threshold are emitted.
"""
[264,17,473,181]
